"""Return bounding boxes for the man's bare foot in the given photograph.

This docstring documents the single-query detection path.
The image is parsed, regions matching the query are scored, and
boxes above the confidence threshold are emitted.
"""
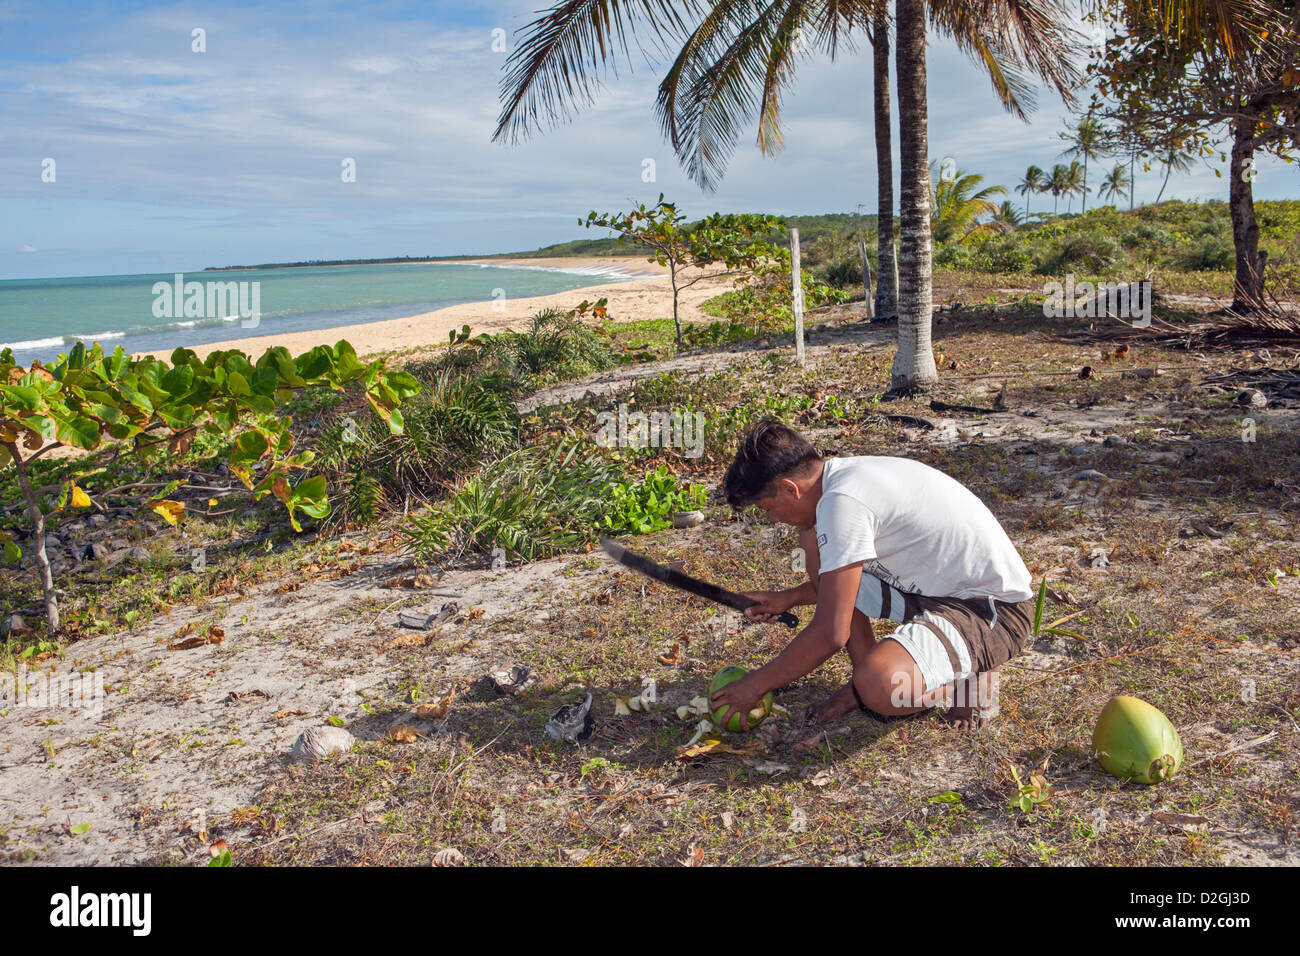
[938,703,998,731]
[804,682,860,725]
[938,670,1000,731]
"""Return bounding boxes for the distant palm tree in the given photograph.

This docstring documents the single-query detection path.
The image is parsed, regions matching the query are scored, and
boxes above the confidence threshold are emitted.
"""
[1062,160,1086,213]
[1153,136,1198,203]
[1046,163,1071,216]
[991,199,1025,233]
[1016,165,1046,219]
[1059,112,1103,213]
[928,161,1007,242]
[1098,163,1132,206]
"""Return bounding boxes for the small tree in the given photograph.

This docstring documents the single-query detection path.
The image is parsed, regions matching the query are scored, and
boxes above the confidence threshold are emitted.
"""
[1,339,419,636]
[582,195,785,345]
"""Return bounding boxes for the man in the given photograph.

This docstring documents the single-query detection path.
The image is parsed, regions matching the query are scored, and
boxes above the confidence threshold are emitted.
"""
[709,419,1035,731]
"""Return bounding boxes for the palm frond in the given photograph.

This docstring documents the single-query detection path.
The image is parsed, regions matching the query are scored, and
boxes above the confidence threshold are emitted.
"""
[493,0,705,145]
[929,0,1084,111]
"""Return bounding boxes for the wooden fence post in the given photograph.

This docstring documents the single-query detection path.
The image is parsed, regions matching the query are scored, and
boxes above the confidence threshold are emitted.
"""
[791,228,805,366]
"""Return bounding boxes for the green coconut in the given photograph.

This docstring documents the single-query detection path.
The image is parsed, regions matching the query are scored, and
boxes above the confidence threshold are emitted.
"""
[1092,695,1183,784]
[709,666,774,733]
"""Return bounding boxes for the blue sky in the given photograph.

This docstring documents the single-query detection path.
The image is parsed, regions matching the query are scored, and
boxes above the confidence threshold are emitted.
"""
[2,0,1296,280]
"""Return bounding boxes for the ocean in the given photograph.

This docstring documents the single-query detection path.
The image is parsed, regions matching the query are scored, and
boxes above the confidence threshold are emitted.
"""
[0,260,648,367]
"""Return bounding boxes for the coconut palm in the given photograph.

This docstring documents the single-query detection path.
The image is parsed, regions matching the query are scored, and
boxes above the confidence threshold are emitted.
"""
[928,161,1007,243]
[1058,112,1103,213]
[869,0,897,321]
[1046,163,1071,216]
[1097,163,1132,206]
[1062,159,1086,213]
[991,199,1024,233]
[890,0,1083,389]
[1016,165,1046,219]
[492,0,1085,391]
[1153,136,1198,203]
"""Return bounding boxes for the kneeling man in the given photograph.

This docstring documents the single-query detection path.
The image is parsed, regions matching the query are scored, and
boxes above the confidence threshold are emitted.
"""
[710,419,1035,731]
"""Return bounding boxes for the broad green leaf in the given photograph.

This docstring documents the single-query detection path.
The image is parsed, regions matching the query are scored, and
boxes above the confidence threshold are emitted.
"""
[55,414,100,450]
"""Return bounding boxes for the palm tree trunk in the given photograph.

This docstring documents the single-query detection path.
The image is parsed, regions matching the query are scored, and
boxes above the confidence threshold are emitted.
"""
[1155,155,1172,203]
[872,0,897,322]
[1229,117,1266,313]
[1129,150,1135,211]
[890,0,937,392]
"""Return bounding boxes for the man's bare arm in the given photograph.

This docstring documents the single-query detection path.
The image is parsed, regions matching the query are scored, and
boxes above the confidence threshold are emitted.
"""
[749,562,863,694]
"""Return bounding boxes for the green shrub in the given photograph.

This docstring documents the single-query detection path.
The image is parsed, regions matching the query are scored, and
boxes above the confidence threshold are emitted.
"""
[316,364,518,527]
[400,440,620,566]
[1181,234,1235,271]
[602,465,707,535]
[471,308,614,388]
[1120,223,1173,249]
[1039,231,1124,274]
[935,242,977,269]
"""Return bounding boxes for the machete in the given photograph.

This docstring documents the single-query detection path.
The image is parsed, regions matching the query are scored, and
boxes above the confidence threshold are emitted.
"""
[598,535,800,629]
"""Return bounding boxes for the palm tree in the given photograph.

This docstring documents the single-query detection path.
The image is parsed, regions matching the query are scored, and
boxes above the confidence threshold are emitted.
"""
[929,161,1007,243]
[1058,112,1103,213]
[1098,163,1132,206]
[492,1,1084,392]
[1062,159,1086,213]
[889,0,1080,390]
[1046,163,1071,216]
[1153,136,1197,203]
[991,199,1025,232]
[1016,165,1046,219]
[869,0,896,322]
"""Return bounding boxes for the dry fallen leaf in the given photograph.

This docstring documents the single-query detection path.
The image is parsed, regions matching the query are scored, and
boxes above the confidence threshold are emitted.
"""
[275,581,303,594]
[384,632,432,650]
[168,629,223,651]
[719,811,735,831]
[432,847,465,867]
[414,688,455,720]
[173,621,198,639]
[273,709,307,719]
[208,839,228,858]
[657,642,682,666]
[389,724,422,744]
[676,738,761,761]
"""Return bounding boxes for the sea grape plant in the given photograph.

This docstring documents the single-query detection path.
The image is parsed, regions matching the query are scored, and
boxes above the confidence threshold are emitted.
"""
[0,339,420,635]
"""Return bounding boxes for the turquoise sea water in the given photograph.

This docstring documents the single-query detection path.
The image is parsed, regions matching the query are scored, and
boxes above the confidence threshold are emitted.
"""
[0,261,647,366]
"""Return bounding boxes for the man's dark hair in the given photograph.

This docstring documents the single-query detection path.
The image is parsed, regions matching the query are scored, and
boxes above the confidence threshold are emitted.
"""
[723,418,822,509]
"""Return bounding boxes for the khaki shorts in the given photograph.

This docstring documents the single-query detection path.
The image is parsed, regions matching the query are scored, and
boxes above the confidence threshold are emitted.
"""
[855,574,1034,692]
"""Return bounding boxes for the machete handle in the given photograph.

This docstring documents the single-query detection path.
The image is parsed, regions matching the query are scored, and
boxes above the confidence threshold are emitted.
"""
[776,611,799,628]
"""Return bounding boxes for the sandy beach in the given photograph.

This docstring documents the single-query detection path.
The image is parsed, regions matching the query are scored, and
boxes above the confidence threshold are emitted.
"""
[132,257,738,364]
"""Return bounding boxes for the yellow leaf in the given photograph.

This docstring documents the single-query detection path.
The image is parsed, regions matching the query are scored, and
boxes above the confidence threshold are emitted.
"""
[148,499,186,525]
[208,498,218,508]
[676,738,761,761]
[70,485,91,508]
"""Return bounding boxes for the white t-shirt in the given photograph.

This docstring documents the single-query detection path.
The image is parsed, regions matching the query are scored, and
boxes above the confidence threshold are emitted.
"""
[813,456,1033,603]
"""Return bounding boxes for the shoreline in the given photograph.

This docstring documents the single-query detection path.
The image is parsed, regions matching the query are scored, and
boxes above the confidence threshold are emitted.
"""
[131,257,734,364]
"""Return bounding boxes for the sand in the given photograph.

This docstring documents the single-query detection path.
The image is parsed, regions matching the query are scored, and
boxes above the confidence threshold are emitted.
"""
[131,257,740,364]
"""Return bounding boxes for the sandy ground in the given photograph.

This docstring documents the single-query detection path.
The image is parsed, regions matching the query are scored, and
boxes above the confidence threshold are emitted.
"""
[131,257,735,364]
[6,315,1298,864]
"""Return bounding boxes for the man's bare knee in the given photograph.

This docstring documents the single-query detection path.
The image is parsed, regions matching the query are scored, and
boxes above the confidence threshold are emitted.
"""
[857,666,924,713]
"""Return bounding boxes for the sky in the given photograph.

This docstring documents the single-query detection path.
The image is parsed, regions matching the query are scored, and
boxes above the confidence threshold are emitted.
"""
[1,0,1296,280]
